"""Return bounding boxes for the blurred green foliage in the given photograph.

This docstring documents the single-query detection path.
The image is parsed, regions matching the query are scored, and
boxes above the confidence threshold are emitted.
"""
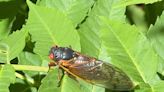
[0,0,164,92]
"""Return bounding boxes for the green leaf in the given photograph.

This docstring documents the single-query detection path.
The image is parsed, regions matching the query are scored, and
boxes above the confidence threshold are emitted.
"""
[147,11,164,76]
[115,0,162,8]
[9,78,37,92]
[147,11,164,62]
[135,79,164,92]
[18,52,43,76]
[100,17,158,86]
[126,5,148,33]
[78,80,105,92]
[38,68,60,92]
[0,19,11,40]
[60,75,82,92]
[26,0,80,56]
[0,64,15,92]
[0,0,14,2]
[78,0,125,57]
[38,68,104,92]
[152,81,164,92]
[37,0,95,26]
[0,30,27,63]
[0,1,20,19]
[157,57,164,75]
[38,68,82,92]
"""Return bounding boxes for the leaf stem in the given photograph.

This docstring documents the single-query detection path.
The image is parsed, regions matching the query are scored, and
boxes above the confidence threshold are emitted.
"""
[15,72,25,80]
[0,64,49,72]
[15,72,35,84]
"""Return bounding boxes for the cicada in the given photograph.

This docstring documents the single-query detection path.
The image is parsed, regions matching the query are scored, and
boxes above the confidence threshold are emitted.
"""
[48,46,134,91]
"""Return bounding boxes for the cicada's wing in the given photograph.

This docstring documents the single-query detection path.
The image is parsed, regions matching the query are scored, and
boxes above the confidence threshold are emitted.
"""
[68,60,134,91]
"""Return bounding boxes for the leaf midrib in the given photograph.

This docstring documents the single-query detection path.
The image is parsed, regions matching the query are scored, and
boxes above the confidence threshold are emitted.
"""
[30,3,57,44]
[107,25,147,83]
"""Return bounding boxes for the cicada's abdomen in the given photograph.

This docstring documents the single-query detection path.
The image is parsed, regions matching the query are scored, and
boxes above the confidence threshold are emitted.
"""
[97,62,134,91]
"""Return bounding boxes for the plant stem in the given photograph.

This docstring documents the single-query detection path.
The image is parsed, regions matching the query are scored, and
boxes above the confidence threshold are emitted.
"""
[15,72,35,84]
[15,72,25,80]
[1,64,49,72]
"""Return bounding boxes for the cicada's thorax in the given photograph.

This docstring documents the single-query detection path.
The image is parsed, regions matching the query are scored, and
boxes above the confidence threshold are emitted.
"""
[62,53,102,68]
[73,55,96,65]
[49,46,76,62]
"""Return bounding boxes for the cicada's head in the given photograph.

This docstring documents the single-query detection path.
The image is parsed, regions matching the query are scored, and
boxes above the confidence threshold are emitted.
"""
[49,46,75,61]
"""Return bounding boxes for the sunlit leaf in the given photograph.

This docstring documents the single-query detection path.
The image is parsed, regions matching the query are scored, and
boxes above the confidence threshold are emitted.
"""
[147,11,164,76]
[38,69,60,92]
[100,17,158,89]
[18,52,43,76]
[78,0,125,57]
[78,80,105,92]
[0,19,11,40]
[60,75,82,92]
[37,0,94,26]
[0,30,27,63]
[0,64,15,92]
[25,0,80,56]
[148,11,164,62]
[152,81,164,92]
[115,0,162,8]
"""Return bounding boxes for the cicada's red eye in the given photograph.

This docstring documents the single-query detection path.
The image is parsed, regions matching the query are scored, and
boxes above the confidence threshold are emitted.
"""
[49,53,54,59]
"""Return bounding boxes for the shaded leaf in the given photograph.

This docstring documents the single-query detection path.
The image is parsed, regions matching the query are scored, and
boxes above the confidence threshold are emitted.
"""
[144,0,164,26]
[157,57,164,75]
[0,64,15,92]
[126,5,148,33]
[26,0,80,56]
[0,1,20,19]
[0,0,14,2]
[9,78,37,92]
[0,30,27,63]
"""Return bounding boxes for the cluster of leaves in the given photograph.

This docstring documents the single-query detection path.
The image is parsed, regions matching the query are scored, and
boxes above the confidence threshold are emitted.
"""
[0,0,164,92]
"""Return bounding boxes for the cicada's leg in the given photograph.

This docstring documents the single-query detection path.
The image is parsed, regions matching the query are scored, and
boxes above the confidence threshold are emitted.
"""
[48,61,56,67]
[59,59,74,67]
[64,71,78,83]
[57,67,64,87]
[57,67,62,80]
[69,45,72,48]
[48,61,58,73]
